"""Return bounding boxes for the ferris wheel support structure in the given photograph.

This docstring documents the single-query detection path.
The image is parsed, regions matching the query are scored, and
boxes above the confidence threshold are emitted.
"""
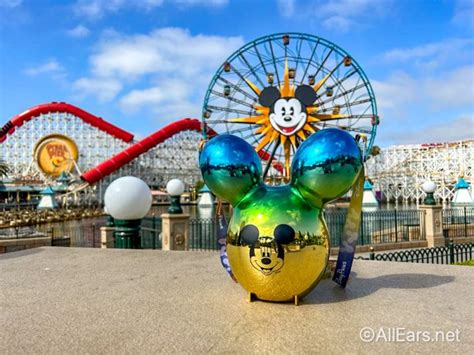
[202,32,379,180]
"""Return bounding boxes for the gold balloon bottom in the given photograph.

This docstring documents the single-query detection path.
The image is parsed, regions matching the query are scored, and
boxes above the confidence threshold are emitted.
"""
[227,243,329,302]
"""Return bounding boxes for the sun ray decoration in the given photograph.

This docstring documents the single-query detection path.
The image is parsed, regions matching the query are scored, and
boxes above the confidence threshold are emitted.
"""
[227,58,348,178]
[202,33,379,182]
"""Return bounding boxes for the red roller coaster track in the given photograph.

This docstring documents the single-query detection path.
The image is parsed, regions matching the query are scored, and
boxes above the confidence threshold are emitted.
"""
[81,118,216,184]
[1,102,283,185]
[0,102,134,143]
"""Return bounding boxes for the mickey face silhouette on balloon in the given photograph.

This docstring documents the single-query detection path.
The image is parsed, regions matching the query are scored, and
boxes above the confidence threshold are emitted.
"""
[239,223,294,276]
[199,128,362,303]
[260,85,317,136]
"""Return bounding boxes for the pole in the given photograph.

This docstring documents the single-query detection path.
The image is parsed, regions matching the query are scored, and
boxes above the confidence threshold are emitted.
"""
[113,219,142,249]
[449,241,455,264]
[394,209,398,243]
[152,214,156,250]
[464,206,468,238]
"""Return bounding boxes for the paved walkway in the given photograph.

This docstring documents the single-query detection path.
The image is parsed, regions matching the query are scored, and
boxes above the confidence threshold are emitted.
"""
[1,247,472,354]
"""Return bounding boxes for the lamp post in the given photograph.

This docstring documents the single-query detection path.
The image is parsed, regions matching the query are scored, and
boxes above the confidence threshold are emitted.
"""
[422,180,437,206]
[166,179,185,214]
[420,180,445,247]
[104,176,152,249]
[104,206,115,227]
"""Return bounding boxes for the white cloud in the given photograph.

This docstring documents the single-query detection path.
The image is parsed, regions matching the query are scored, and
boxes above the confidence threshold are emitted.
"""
[311,0,391,32]
[73,0,227,19]
[383,38,474,69]
[424,65,474,109]
[372,65,474,112]
[453,0,474,29]
[321,15,352,32]
[119,78,204,121]
[73,27,244,121]
[425,66,474,107]
[371,72,418,110]
[88,28,243,80]
[67,24,91,38]
[384,39,473,62]
[175,0,227,6]
[277,0,295,17]
[24,59,65,76]
[142,0,165,8]
[391,115,474,145]
[74,0,103,18]
[0,0,22,8]
[73,77,122,102]
[120,80,190,112]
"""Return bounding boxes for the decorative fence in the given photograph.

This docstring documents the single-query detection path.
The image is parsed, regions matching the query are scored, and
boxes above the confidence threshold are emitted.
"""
[5,207,470,251]
[324,209,424,246]
[140,215,162,249]
[186,209,426,250]
[140,216,219,250]
[0,201,38,211]
[442,207,474,238]
[184,208,472,250]
[39,224,102,248]
[0,226,45,239]
[189,218,218,250]
[357,242,473,265]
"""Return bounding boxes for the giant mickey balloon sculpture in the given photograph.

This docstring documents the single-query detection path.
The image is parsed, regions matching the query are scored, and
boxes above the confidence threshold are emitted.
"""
[199,128,362,304]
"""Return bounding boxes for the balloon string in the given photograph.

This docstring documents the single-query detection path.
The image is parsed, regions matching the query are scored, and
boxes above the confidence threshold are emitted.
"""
[216,199,237,282]
[332,166,365,287]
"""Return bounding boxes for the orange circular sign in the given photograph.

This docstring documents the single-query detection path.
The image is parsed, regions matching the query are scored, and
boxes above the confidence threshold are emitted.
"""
[34,134,79,177]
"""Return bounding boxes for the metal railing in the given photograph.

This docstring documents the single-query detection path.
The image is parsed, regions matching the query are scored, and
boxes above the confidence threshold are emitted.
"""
[140,215,162,249]
[357,242,473,264]
[41,224,102,248]
[189,217,218,250]
[324,209,425,246]
[26,207,473,252]
[0,226,47,239]
[442,207,474,239]
[0,201,39,211]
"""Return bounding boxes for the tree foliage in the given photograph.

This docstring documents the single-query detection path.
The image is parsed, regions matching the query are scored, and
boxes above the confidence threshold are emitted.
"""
[368,145,381,159]
[0,157,9,178]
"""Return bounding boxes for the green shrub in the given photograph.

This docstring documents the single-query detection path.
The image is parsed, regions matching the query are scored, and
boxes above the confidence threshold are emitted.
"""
[453,259,474,266]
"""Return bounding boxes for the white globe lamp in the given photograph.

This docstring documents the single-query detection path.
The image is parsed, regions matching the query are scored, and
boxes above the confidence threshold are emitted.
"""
[422,180,437,205]
[166,179,185,214]
[104,176,152,248]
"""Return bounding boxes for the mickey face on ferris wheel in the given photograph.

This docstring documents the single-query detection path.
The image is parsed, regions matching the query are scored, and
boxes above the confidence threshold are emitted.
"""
[259,85,317,137]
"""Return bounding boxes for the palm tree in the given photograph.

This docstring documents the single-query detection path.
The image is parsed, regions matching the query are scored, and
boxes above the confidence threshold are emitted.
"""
[367,145,381,160]
[0,157,9,178]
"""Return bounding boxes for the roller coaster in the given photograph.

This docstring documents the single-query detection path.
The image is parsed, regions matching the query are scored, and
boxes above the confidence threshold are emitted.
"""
[366,140,473,204]
[1,32,382,205]
[0,102,214,203]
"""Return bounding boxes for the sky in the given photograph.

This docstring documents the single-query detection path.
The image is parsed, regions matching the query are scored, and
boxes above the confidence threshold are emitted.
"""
[0,0,473,147]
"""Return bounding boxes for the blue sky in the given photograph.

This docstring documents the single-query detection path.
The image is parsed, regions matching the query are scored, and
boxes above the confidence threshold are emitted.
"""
[0,0,473,147]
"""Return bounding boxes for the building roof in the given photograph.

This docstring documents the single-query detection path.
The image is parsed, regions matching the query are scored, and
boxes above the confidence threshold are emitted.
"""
[57,172,70,184]
[363,180,373,190]
[199,184,211,193]
[0,184,67,193]
[40,186,55,195]
[455,177,470,190]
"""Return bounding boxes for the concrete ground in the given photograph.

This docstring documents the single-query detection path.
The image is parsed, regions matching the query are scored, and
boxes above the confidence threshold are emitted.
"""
[1,247,472,354]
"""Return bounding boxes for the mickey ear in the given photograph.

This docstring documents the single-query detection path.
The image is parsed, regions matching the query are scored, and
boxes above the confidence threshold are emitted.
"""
[295,85,317,106]
[291,128,362,207]
[199,134,262,205]
[259,86,281,107]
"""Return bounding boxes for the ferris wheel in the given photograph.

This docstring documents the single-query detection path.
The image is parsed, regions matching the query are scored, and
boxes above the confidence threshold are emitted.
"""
[202,32,379,180]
